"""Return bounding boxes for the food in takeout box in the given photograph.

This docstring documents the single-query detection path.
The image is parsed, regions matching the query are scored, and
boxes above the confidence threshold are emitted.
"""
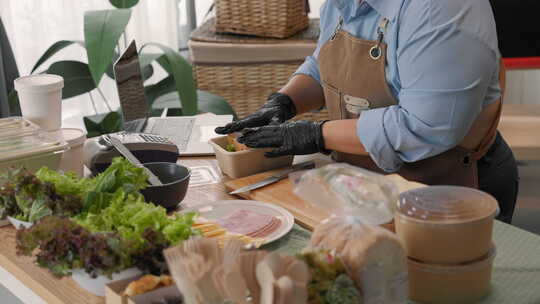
[209,136,294,178]
[124,274,174,296]
[310,216,409,304]
[293,163,399,226]
[226,132,249,152]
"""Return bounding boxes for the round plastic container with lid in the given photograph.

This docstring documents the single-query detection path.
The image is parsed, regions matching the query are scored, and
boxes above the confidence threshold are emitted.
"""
[395,186,499,264]
[408,246,496,304]
[56,128,87,176]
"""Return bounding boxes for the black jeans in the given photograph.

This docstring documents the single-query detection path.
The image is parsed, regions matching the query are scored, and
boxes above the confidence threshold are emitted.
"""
[478,132,519,224]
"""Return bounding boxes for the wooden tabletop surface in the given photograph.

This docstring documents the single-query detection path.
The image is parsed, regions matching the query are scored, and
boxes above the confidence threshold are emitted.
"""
[0,157,233,304]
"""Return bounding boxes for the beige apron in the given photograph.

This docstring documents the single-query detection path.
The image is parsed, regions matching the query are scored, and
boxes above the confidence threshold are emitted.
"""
[318,17,504,187]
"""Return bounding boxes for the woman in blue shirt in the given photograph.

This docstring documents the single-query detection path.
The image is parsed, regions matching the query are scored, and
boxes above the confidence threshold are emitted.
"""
[216,0,518,223]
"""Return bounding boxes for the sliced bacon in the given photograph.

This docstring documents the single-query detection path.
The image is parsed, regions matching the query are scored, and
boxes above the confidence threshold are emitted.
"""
[216,209,275,236]
[248,218,282,238]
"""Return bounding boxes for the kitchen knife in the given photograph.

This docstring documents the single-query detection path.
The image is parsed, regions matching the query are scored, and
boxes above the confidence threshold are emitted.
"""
[229,161,315,195]
[108,136,163,186]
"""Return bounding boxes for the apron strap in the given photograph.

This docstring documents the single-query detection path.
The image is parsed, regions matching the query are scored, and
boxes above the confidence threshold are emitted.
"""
[471,59,506,161]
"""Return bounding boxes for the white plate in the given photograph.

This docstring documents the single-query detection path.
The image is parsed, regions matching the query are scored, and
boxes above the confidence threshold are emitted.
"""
[7,216,33,230]
[179,200,295,245]
[71,267,142,297]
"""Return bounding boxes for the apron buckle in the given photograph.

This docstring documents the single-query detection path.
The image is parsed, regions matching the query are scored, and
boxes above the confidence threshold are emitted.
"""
[344,94,371,114]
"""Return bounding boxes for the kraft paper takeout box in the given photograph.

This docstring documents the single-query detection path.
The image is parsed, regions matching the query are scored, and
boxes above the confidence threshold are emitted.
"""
[105,275,182,304]
[209,135,293,179]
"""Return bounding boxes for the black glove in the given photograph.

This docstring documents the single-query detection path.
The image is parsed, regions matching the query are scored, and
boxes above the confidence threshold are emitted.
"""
[237,120,330,157]
[215,92,297,134]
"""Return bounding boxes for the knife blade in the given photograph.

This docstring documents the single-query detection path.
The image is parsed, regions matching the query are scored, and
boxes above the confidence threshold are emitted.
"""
[229,161,315,195]
[108,136,163,186]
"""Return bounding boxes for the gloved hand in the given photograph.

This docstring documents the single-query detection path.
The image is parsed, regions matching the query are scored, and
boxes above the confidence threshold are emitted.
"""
[237,120,330,157]
[215,92,297,134]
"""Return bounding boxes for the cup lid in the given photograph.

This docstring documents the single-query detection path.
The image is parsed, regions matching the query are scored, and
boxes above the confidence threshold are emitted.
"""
[14,74,64,92]
[397,186,499,223]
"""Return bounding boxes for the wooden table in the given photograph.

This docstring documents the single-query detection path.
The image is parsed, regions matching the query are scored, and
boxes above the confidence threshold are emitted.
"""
[0,157,233,304]
[2,154,540,304]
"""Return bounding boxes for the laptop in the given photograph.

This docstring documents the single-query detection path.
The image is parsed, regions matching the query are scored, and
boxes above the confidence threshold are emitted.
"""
[113,41,232,155]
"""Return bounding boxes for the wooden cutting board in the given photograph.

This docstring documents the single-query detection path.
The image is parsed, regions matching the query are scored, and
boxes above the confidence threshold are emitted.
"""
[225,169,427,231]
[224,169,329,230]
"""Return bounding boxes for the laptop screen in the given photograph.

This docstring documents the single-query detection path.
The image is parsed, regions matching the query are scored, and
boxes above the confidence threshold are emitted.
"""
[114,41,149,130]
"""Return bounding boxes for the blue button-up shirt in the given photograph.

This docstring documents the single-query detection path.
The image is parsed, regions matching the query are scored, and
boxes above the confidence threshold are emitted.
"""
[296,0,501,172]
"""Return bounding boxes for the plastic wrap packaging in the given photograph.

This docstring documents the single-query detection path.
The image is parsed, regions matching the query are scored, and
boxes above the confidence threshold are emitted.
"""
[292,163,399,225]
[311,216,409,304]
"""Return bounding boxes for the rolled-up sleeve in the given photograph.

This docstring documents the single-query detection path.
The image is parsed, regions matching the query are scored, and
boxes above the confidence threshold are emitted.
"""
[295,53,322,83]
[357,2,500,172]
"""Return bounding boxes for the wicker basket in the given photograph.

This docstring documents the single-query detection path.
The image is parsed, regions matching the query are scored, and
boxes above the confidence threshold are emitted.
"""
[190,19,329,121]
[214,0,309,39]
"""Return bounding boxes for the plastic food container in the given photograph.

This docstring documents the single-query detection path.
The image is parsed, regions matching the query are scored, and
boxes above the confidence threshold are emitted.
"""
[7,216,33,230]
[71,268,142,297]
[55,128,86,176]
[408,246,496,304]
[0,116,40,138]
[395,186,499,264]
[209,136,293,178]
[0,120,68,173]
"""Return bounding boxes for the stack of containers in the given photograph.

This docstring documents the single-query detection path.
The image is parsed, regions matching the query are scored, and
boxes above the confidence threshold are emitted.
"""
[394,186,499,304]
[0,117,68,173]
[189,18,329,121]
[0,117,86,176]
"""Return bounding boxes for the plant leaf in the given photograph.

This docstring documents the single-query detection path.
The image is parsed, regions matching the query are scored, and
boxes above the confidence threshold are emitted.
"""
[47,61,96,99]
[152,90,237,118]
[139,53,162,70]
[198,90,237,118]
[83,115,103,138]
[31,40,84,74]
[83,111,122,137]
[84,9,132,85]
[8,90,21,116]
[109,0,140,9]
[144,76,176,106]
[155,56,173,74]
[141,43,198,115]
[102,111,122,133]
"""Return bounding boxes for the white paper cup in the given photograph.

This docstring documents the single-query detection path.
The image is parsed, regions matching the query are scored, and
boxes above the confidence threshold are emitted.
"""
[14,74,64,131]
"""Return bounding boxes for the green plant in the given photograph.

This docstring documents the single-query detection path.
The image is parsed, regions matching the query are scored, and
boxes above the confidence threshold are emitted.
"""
[10,0,235,137]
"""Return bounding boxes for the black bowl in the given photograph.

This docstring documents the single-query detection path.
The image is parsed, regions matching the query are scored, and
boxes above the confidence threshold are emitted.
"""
[140,162,191,211]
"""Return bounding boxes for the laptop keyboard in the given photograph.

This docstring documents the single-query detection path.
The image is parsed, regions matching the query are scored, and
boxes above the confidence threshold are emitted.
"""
[146,118,195,152]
